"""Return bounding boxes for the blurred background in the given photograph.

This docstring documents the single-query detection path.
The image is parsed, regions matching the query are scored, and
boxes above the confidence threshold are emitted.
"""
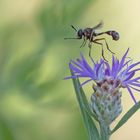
[0,0,140,140]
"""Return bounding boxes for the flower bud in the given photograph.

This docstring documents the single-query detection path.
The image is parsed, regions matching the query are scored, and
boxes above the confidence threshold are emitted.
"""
[91,78,122,126]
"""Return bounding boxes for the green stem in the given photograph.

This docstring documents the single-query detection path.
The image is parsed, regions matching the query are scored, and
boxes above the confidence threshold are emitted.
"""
[100,124,110,140]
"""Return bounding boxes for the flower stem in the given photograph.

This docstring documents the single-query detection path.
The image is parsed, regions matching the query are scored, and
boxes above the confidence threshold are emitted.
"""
[100,124,110,140]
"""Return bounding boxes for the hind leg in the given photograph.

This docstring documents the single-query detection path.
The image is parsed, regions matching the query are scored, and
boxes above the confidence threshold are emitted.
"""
[93,40,108,62]
[93,38,115,54]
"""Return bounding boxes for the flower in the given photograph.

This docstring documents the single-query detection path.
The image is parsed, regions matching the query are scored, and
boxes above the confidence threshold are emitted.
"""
[91,80,122,127]
[66,48,140,103]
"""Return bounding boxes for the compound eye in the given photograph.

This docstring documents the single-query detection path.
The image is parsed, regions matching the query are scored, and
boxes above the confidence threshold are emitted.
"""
[112,31,119,41]
[77,29,83,38]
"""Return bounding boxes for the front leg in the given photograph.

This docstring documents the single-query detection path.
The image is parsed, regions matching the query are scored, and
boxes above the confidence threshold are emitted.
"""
[88,32,94,48]
[88,43,92,56]
[80,37,87,48]
[88,35,94,56]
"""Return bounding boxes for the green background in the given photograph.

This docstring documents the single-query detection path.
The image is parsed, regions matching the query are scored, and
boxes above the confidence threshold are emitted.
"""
[0,0,140,140]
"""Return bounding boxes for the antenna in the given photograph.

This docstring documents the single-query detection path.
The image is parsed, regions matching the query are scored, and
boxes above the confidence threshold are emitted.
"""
[71,25,77,32]
[64,25,79,40]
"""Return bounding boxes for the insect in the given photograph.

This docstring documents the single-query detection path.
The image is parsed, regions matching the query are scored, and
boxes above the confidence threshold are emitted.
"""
[64,21,120,61]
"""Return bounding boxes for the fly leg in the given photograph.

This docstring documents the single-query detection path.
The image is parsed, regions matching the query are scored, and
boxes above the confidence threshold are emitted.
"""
[88,31,95,56]
[88,43,92,57]
[93,38,115,54]
[88,36,93,57]
[80,37,87,48]
[93,40,108,62]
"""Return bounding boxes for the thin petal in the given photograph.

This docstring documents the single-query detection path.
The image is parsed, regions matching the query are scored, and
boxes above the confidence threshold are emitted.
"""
[127,61,140,71]
[128,68,140,73]
[69,63,83,73]
[123,71,135,82]
[128,82,140,87]
[80,79,93,87]
[128,85,140,92]
[126,86,137,104]
[118,48,129,71]
[127,77,140,83]
[80,53,94,74]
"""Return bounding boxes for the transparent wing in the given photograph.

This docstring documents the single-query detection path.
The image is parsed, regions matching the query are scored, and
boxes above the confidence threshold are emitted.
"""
[92,21,103,30]
[88,21,103,42]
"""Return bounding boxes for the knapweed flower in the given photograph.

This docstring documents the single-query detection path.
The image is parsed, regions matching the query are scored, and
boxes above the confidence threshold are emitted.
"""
[66,48,140,129]
[66,48,140,104]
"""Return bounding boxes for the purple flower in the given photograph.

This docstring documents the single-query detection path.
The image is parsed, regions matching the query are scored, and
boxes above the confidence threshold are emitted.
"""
[66,48,140,103]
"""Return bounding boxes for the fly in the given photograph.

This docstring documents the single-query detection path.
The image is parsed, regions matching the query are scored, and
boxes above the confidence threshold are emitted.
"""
[64,21,120,61]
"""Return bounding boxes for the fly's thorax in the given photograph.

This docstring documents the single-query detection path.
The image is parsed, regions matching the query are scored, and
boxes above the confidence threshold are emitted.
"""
[83,28,96,40]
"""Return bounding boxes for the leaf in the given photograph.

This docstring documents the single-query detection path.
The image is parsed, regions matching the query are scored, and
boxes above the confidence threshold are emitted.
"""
[111,100,140,134]
[71,70,100,140]
[0,117,15,140]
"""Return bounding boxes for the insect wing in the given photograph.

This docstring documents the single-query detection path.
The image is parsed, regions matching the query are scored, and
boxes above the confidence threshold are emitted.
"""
[92,21,103,30]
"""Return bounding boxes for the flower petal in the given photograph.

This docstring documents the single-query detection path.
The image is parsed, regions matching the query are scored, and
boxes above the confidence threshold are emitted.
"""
[126,86,137,104]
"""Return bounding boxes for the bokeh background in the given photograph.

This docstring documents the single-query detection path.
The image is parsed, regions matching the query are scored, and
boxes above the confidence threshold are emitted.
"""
[0,0,140,140]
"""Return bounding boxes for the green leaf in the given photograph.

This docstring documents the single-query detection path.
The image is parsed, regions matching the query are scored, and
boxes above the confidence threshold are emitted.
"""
[111,100,140,134]
[0,117,15,140]
[71,70,100,140]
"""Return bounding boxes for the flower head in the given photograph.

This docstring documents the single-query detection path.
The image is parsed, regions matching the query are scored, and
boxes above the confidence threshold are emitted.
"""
[66,48,140,103]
